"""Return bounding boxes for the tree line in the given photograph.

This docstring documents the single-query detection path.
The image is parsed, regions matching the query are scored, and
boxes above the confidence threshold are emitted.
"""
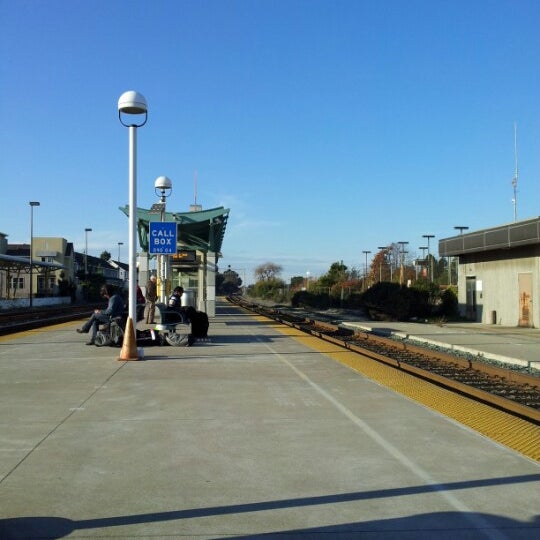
[217,246,460,321]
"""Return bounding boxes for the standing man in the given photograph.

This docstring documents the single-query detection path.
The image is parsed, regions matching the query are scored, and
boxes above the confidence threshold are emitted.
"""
[145,274,158,324]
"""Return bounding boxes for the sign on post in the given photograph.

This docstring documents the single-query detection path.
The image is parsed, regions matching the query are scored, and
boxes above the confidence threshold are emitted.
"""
[149,222,177,254]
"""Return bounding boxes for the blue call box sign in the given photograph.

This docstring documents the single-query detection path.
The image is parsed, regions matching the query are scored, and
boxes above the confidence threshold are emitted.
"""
[149,222,177,254]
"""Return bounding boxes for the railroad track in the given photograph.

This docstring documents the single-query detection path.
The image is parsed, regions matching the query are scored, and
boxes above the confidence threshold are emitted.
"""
[0,304,100,336]
[228,296,540,425]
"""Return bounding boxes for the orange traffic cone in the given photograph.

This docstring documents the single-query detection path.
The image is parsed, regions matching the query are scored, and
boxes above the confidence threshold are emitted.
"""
[118,316,139,361]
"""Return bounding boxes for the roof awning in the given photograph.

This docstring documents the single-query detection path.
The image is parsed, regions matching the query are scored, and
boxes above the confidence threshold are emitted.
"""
[439,217,540,256]
[119,206,229,257]
[0,254,64,273]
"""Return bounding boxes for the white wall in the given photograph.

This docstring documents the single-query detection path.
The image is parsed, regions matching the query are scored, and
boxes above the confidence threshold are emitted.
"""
[458,255,539,326]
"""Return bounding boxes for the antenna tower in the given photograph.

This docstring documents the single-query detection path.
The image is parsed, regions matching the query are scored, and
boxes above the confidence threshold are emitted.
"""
[512,122,518,222]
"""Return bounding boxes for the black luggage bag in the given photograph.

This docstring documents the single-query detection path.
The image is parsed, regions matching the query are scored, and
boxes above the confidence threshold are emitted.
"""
[190,309,209,338]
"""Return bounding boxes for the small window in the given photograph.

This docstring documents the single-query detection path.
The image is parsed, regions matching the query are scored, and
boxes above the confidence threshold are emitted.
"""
[10,277,24,289]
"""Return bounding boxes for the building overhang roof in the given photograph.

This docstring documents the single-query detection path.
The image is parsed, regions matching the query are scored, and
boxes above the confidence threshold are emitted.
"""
[119,206,229,256]
[0,254,64,273]
[439,217,540,257]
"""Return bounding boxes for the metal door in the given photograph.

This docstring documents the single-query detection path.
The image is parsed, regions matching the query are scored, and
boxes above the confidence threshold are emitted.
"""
[466,276,477,320]
[518,273,533,327]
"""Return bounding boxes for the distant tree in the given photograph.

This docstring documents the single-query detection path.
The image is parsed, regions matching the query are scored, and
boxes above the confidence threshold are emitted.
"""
[370,250,391,282]
[318,261,348,288]
[290,276,305,289]
[100,250,111,261]
[251,277,287,301]
[217,266,242,295]
[254,262,282,281]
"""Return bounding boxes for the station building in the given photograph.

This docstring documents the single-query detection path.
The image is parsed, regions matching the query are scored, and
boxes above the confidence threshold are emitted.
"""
[0,234,69,304]
[439,217,539,327]
[120,204,229,317]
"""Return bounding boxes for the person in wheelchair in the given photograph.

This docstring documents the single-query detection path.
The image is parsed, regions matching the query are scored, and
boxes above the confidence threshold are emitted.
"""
[76,284,125,345]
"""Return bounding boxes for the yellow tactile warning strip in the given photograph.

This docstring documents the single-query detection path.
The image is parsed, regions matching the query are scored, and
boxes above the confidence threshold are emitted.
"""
[0,321,78,342]
[260,317,540,462]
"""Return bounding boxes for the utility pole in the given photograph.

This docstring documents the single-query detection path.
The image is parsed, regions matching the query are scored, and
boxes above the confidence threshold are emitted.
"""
[362,251,371,291]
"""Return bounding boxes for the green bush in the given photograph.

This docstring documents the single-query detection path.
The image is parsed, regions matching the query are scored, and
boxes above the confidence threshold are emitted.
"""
[250,278,287,302]
[362,282,432,321]
[438,287,459,318]
[291,290,331,309]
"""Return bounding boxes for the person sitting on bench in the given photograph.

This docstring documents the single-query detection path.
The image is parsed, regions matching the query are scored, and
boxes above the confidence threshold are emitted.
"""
[168,286,184,311]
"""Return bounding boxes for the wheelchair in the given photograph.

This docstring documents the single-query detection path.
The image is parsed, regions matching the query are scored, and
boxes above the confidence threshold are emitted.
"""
[94,315,125,347]
[94,304,145,348]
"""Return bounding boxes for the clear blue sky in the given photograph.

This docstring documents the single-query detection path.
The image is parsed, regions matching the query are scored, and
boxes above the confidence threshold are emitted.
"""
[1,0,539,285]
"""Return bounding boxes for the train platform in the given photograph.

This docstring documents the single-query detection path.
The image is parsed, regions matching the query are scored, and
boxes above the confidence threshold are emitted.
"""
[0,299,539,539]
[338,318,540,369]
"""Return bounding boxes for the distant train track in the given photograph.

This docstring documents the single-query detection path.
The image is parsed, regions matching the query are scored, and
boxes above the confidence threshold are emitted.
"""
[228,296,540,425]
[0,304,101,335]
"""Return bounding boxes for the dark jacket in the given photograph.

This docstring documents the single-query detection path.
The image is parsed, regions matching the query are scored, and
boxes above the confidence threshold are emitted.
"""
[168,292,182,310]
[102,293,125,318]
[146,280,158,302]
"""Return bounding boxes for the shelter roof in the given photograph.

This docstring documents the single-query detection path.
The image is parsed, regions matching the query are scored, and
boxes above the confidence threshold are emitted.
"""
[119,206,229,256]
[439,216,540,256]
[0,253,64,274]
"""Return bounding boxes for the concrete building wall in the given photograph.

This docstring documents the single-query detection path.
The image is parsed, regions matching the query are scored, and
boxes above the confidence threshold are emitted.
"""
[458,248,539,327]
[34,237,75,294]
[202,252,216,317]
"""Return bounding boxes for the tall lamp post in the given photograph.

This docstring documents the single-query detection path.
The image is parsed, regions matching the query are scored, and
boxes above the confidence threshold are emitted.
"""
[419,246,428,279]
[362,250,371,290]
[422,234,435,282]
[29,201,40,308]
[377,246,387,282]
[398,241,408,285]
[453,226,469,286]
[84,228,92,277]
[117,241,124,283]
[154,175,173,303]
[118,90,148,329]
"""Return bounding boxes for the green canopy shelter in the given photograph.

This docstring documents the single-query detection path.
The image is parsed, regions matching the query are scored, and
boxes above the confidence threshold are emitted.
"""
[119,205,229,257]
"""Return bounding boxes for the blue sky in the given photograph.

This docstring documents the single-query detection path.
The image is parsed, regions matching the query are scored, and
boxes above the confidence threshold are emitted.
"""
[1,0,539,285]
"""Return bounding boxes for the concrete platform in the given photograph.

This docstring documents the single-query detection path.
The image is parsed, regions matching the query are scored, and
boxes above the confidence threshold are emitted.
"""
[340,319,540,369]
[0,300,539,539]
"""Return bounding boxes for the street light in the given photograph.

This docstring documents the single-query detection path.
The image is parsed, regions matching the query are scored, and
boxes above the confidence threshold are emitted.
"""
[84,228,92,277]
[419,246,428,279]
[398,241,408,285]
[154,175,173,303]
[422,234,435,282]
[452,226,469,286]
[377,246,387,282]
[118,90,148,328]
[29,201,40,308]
[362,250,371,290]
